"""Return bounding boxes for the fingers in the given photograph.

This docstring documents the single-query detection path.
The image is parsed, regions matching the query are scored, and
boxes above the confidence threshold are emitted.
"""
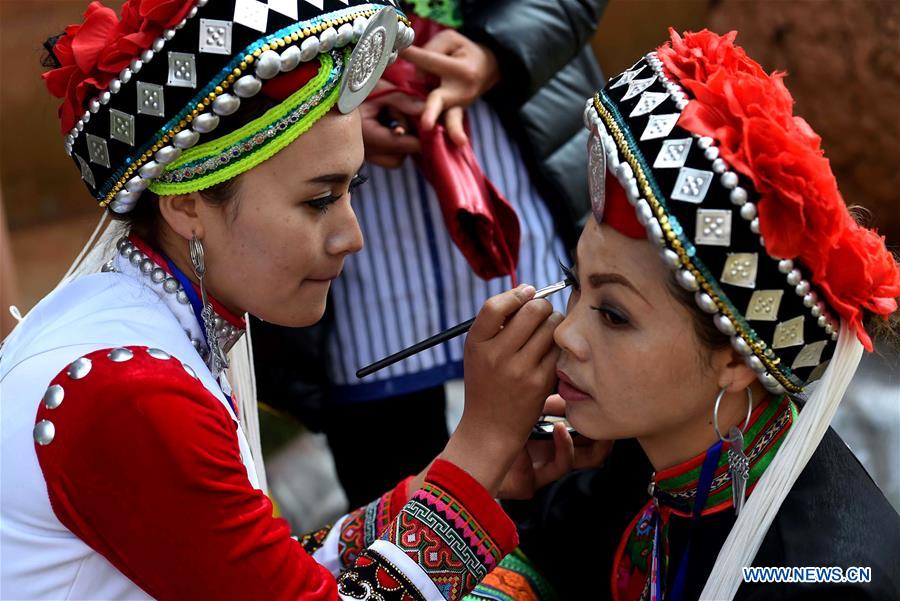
[532,423,575,488]
[519,310,563,362]
[402,45,467,79]
[497,299,554,352]
[420,89,445,131]
[543,394,566,417]
[445,106,467,146]
[468,285,535,342]
[362,122,421,155]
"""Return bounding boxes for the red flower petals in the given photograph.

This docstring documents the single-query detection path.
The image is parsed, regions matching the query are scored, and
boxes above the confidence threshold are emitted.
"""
[43,0,196,134]
[658,28,899,349]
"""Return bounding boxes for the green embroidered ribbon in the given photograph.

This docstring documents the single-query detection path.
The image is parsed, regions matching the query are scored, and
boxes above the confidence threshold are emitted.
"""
[406,0,462,28]
[151,50,345,196]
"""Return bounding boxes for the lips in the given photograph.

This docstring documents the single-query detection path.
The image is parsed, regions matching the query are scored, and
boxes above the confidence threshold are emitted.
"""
[556,369,591,401]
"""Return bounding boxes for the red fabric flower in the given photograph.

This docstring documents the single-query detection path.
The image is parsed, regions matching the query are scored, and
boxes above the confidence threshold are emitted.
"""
[43,0,196,134]
[657,28,900,349]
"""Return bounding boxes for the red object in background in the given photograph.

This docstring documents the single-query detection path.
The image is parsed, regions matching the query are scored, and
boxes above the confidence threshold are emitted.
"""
[380,15,520,283]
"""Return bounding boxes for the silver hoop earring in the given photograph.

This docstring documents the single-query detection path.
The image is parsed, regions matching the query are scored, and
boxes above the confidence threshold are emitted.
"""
[189,235,228,374]
[713,386,753,515]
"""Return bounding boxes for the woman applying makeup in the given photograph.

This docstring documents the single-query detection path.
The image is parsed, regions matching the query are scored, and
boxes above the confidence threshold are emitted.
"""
[468,29,900,601]
[0,1,562,598]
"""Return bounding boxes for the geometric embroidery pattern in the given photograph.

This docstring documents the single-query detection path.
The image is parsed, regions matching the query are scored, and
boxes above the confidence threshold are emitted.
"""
[621,76,657,101]
[609,64,646,90]
[629,91,668,117]
[337,549,427,601]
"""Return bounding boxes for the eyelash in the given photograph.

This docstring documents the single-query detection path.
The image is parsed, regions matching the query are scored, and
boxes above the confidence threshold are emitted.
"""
[305,173,369,214]
[561,263,630,327]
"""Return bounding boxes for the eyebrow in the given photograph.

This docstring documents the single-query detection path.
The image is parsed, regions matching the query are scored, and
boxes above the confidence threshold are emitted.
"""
[575,246,652,306]
[306,162,365,185]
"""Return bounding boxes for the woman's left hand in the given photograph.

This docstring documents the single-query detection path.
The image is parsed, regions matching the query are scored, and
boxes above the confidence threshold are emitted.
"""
[401,29,500,146]
[497,396,614,500]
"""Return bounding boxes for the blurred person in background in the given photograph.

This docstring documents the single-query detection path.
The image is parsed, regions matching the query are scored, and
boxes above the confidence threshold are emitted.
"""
[253,0,608,509]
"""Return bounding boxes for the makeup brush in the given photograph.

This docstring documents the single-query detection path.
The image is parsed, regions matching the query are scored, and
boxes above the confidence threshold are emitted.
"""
[356,278,572,378]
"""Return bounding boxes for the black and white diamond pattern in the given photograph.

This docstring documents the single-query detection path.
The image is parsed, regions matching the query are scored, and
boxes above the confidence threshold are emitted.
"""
[653,138,693,169]
[85,134,110,168]
[168,51,198,87]
[629,91,668,117]
[109,109,135,146]
[621,76,657,101]
[670,167,713,203]
[609,65,645,90]
[640,113,679,140]
[137,82,165,118]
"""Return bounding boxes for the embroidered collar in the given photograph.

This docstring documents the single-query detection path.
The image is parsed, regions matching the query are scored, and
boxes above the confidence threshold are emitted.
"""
[108,235,245,372]
[651,395,796,516]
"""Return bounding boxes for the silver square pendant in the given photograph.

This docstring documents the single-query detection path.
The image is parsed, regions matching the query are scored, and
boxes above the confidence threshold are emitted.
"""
[629,92,668,117]
[75,154,95,188]
[745,290,784,321]
[136,82,165,117]
[609,65,645,89]
[621,76,657,101]
[654,138,693,169]
[168,51,198,87]
[773,315,805,349]
[109,109,135,146]
[720,252,759,289]
[791,340,828,369]
[694,208,732,246]
[640,113,680,141]
[670,167,713,203]
[198,19,232,55]
[85,133,111,168]
[233,0,269,32]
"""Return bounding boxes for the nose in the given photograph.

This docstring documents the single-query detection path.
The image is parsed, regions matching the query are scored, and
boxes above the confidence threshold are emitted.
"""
[553,309,589,362]
[325,200,364,257]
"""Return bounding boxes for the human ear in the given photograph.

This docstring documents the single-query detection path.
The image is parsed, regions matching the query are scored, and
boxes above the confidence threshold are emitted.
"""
[158,193,204,241]
[713,347,760,394]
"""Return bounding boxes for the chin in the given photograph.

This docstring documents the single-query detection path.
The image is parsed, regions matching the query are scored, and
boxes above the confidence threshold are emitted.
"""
[252,299,327,328]
[565,402,614,441]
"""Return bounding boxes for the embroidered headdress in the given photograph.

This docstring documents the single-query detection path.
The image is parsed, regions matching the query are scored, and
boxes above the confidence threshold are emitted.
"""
[584,29,899,395]
[584,29,899,601]
[44,0,413,213]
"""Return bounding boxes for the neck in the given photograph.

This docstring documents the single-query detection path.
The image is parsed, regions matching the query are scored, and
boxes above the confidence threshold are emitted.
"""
[638,383,771,472]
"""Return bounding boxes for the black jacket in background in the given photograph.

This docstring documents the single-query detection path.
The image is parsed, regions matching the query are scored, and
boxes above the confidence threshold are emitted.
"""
[507,430,900,600]
[462,0,607,250]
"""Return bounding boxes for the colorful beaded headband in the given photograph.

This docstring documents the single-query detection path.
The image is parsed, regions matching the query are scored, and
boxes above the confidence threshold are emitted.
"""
[44,0,413,213]
[584,29,899,394]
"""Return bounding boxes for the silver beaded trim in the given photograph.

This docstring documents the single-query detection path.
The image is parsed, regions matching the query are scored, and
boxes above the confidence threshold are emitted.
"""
[115,237,243,358]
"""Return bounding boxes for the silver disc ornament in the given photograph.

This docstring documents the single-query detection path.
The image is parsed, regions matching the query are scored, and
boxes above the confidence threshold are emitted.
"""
[337,7,398,114]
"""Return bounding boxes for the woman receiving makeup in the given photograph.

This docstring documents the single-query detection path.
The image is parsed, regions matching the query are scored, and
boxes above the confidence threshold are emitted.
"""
[467,29,900,601]
[0,1,563,598]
